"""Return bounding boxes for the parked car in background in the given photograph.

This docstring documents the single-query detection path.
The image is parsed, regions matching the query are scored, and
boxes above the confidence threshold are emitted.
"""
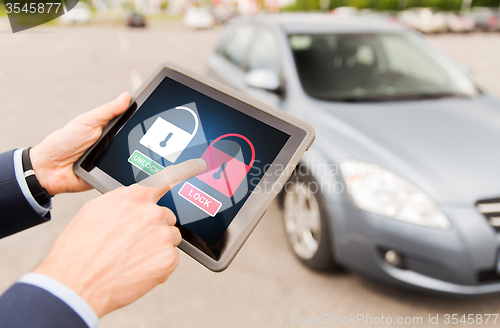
[398,8,448,33]
[183,8,215,29]
[469,7,499,31]
[330,6,359,17]
[444,12,475,33]
[207,13,500,295]
[213,4,237,24]
[60,2,92,25]
[358,9,396,22]
[125,12,146,27]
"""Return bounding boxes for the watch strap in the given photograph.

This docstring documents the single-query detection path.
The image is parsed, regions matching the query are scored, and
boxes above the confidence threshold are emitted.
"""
[21,148,52,206]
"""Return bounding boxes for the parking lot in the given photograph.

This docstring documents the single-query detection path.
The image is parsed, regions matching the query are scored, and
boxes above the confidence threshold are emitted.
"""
[1,21,500,327]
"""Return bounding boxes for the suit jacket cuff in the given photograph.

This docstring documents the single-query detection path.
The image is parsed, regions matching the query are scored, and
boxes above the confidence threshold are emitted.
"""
[19,273,98,328]
[0,282,90,328]
[0,150,50,239]
[13,148,52,216]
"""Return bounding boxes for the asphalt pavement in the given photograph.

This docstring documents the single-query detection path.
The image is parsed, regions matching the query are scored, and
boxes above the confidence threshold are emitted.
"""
[1,21,500,328]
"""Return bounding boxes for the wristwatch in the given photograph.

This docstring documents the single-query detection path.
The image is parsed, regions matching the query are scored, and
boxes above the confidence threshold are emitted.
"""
[22,148,52,206]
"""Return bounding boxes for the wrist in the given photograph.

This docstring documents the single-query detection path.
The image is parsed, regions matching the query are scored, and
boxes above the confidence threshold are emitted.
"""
[34,261,109,318]
[29,145,54,196]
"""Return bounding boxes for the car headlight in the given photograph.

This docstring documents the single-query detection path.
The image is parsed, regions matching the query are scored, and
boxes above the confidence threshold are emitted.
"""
[340,159,450,229]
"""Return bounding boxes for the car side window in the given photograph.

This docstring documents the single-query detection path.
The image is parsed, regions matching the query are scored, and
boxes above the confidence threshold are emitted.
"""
[223,25,255,67]
[246,28,281,74]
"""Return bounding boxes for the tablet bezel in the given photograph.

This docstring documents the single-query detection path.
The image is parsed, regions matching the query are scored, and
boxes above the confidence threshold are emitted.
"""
[74,62,315,272]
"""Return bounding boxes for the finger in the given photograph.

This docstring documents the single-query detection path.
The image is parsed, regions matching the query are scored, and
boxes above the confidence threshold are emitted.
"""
[170,226,182,247]
[147,206,176,226]
[162,207,177,226]
[83,92,131,128]
[138,158,206,201]
[159,248,180,283]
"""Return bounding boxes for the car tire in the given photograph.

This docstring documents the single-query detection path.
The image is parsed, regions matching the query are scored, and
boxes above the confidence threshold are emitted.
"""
[279,165,341,272]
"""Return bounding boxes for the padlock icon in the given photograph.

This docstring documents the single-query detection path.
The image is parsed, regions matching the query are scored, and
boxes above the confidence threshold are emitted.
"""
[139,106,199,163]
[196,133,255,198]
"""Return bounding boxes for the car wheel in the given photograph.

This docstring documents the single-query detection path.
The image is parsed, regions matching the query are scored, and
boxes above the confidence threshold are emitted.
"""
[280,168,340,271]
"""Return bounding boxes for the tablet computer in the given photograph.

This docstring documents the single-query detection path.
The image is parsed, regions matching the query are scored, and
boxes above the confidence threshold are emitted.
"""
[74,63,315,272]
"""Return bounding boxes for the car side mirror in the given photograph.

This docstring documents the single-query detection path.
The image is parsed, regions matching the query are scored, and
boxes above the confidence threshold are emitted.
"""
[245,69,281,92]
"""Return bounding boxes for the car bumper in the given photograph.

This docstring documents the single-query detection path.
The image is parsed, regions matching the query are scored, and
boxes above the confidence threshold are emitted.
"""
[330,200,500,295]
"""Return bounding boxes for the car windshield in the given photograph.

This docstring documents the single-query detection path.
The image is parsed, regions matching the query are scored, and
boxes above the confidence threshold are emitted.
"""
[289,33,479,102]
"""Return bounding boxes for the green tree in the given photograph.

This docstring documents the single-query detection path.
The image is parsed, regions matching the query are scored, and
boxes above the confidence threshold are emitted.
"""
[472,0,500,6]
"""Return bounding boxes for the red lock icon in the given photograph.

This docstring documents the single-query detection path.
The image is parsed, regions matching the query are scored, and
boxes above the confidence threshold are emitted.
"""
[196,133,255,198]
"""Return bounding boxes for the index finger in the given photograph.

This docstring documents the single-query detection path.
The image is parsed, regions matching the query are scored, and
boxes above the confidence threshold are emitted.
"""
[137,158,206,201]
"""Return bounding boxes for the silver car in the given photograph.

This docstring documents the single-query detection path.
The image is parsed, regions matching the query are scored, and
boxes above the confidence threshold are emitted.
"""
[207,13,500,295]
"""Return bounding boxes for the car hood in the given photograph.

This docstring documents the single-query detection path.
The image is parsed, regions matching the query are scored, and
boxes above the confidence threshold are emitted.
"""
[308,94,500,205]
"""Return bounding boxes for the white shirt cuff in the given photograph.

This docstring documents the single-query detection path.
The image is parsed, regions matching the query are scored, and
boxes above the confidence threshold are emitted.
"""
[19,273,99,328]
[13,148,52,216]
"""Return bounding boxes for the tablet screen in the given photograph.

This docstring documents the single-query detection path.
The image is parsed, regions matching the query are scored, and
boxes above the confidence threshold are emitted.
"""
[87,76,290,246]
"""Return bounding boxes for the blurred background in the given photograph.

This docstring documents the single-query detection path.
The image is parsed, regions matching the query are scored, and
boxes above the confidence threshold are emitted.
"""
[2,0,500,30]
[1,0,500,327]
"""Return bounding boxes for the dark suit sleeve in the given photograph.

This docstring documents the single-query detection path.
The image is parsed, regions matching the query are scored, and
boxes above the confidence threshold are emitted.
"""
[0,150,50,239]
[0,283,88,328]
[0,152,91,327]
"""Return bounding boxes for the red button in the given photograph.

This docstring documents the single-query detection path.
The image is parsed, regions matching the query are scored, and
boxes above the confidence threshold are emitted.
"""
[178,182,222,217]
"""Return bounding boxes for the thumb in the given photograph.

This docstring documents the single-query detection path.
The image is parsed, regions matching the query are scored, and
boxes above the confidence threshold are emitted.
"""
[138,158,207,201]
[83,92,131,128]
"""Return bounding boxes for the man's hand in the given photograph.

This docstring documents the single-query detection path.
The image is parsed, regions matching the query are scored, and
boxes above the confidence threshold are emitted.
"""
[30,92,131,196]
[33,158,206,318]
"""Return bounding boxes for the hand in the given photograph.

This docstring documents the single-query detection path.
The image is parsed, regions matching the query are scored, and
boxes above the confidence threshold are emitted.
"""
[30,92,131,196]
[33,158,206,318]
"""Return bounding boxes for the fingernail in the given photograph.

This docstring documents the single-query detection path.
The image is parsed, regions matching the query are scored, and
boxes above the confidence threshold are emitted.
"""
[117,92,128,102]
[195,158,206,170]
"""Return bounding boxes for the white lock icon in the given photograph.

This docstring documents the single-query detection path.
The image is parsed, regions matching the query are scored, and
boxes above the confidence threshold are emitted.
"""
[139,106,199,163]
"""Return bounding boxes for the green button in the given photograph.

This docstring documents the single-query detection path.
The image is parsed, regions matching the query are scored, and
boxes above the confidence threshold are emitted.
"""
[128,150,164,175]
